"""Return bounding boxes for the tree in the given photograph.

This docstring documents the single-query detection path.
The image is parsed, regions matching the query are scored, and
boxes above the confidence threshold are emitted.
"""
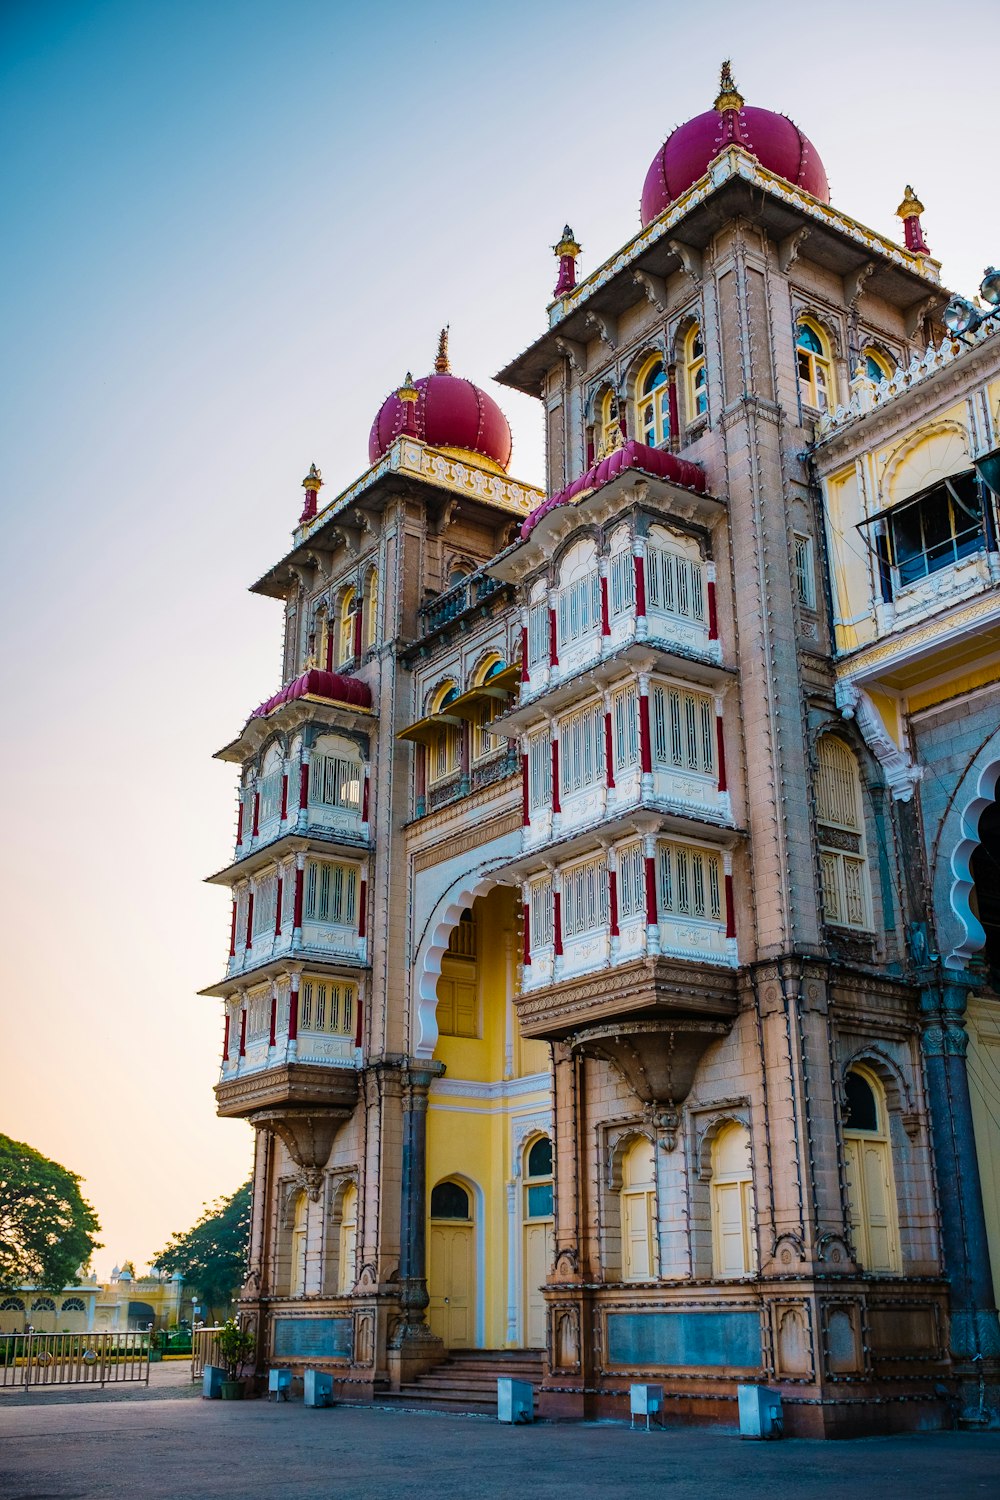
[154,1181,251,1319]
[0,1133,102,1293]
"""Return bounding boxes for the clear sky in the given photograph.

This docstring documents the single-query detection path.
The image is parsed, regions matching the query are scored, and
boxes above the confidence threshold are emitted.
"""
[2,0,997,1277]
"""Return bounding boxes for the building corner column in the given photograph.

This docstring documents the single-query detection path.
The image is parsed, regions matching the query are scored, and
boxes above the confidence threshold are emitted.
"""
[387,1060,446,1387]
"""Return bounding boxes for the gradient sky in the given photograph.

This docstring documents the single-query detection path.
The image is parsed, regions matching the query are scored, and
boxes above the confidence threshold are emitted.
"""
[2,0,998,1278]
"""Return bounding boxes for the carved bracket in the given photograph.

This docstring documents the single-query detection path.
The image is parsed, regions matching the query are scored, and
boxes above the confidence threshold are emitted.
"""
[904,295,938,340]
[667,239,702,283]
[778,227,810,274]
[585,310,618,350]
[835,680,922,801]
[633,269,669,312]
[843,261,876,308]
[555,336,587,374]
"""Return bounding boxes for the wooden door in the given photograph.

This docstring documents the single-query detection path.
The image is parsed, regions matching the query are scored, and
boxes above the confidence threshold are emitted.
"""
[523,1219,553,1349]
[428,1223,475,1348]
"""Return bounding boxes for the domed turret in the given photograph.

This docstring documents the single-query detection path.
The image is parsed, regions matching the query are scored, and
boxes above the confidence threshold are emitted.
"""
[640,61,829,226]
[368,329,513,471]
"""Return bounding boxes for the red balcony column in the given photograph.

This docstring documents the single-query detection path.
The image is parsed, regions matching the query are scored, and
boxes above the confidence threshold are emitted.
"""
[638,674,653,793]
[354,988,363,1049]
[239,1003,247,1058]
[548,591,559,669]
[236,796,245,847]
[603,695,615,792]
[288,980,299,1043]
[551,734,561,817]
[521,743,530,826]
[552,879,563,959]
[229,895,238,959]
[724,851,736,942]
[715,697,728,793]
[275,875,283,937]
[245,891,255,952]
[522,890,532,969]
[361,767,370,828]
[252,789,260,838]
[706,560,719,642]
[667,364,680,453]
[358,877,368,940]
[299,752,310,813]
[293,855,305,941]
[222,1009,231,1064]
[608,852,620,942]
[599,559,611,642]
[280,768,289,822]
[633,541,647,640]
[268,986,277,1048]
[520,608,530,684]
[643,834,660,956]
[353,604,362,660]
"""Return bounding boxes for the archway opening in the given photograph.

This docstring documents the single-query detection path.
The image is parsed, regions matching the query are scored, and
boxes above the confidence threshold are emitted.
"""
[970,797,1000,989]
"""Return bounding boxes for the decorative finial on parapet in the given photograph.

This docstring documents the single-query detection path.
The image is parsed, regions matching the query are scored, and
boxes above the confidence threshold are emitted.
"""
[896,185,929,256]
[299,463,323,523]
[714,59,744,113]
[553,225,582,298]
[435,326,451,374]
[398,371,420,438]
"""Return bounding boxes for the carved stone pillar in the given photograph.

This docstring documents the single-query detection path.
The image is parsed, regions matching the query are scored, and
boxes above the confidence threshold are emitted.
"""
[387,1061,445,1385]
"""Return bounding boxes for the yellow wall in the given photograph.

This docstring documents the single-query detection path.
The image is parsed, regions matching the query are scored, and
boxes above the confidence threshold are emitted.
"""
[967,997,1000,1309]
[427,886,550,1348]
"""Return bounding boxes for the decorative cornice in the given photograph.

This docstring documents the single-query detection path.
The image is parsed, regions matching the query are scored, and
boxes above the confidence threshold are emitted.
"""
[410,807,521,869]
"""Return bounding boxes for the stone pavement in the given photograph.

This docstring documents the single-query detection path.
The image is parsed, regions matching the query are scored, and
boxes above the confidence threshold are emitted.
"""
[1,1392,999,1500]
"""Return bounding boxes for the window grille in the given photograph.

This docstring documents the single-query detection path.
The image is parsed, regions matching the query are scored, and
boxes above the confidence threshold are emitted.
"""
[557,571,601,647]
[650,684,715,775]
[258,769,283,825]
[527,601,549,665]
[473,698,503,761]
[559,701,605,795]
[300,977,355,1036]
[609,549,635,617]
[793,534,816,609]
[611,683,640,771]
[656,842,723,922]
[448,910,477,958]
[888,472,985,588]
[562,857,609,937]
[315,754,362,810]
[645,547,705,622]
[529,877,553,948]
[247,990,270,1042]
[254,872,278,937]
[304,860,358,926]
[527,731,551,808]
[429,724,461,783]
[617,842,646,917]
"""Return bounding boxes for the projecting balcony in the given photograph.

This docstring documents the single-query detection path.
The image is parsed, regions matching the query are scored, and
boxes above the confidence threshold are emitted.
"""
[525,764,732,853]
[219,923,367,989]
[417,569,507,638]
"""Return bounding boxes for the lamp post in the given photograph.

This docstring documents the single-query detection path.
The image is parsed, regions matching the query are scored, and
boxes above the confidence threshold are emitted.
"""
[942,266,1000,339]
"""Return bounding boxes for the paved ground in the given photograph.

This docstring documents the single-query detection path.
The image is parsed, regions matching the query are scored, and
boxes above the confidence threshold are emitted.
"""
[1,1387,999,1500]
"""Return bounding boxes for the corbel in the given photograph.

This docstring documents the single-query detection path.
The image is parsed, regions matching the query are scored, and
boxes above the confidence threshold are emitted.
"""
[585,309,618,350]
[904,295,938,339]
[430,497,459,536]
[633,269,669,312]
[667,239,703,283]
[843,261,876,308]
[555,336,587,374]
[778,226,810,273]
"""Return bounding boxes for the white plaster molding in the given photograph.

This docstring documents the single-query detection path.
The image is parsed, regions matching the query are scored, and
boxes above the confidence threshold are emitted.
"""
[835,680,922,802]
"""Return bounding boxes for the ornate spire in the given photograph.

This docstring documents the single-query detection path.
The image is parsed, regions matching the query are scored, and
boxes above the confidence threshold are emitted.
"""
[714,59,744,113]
[299,463,323,525]
[397,371,419,438]
[435,326,451,374]
[553,225,582,298]
[896,185,929,256]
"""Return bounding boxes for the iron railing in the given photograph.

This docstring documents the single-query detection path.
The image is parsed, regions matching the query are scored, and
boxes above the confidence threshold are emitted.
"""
[0,1329,151,1389]
[418,571,503,635]
[191,1325,224,1381]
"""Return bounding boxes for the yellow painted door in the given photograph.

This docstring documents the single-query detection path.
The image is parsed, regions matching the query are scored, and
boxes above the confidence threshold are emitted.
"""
[713,1181,746,1276]
[861,1139,895,1271]
[428,1223,475,1348]
[623,1190,654,1280]
[523,1220,553,1349]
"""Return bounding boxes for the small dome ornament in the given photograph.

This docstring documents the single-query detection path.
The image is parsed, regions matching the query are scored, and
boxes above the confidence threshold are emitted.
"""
[553,225,582,298]
[368,330,513,470]
[434,326,451,374]
[299,463,324,524]
[714,59,745,114]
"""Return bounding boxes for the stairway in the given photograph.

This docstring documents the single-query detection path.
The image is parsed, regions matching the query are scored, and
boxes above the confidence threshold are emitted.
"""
[377,1348,545,1417]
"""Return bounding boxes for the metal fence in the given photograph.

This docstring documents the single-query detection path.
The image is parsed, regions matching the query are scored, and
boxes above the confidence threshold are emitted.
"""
[191,1325,224,1381]
[0,1330,151,1389]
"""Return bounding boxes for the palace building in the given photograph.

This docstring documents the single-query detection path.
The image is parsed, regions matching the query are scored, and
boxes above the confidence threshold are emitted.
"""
[204,64,1000,1434]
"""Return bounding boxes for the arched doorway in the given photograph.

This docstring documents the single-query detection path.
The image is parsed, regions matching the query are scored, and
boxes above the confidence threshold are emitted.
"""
[710,1122,756,1277]
[843,1067,900,1273]
[522,1135,554,1349]
[428,1179,476,1348]
[621,1136,657,1282]
[970,798,1000,990]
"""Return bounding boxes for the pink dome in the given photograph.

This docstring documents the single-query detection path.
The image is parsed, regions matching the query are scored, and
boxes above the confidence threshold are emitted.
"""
[641,67,829,226]
[369,330,513,471]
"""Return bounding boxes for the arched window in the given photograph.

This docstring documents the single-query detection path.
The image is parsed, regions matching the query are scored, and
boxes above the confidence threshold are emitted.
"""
[448,565,470,590]
[429,682,461,785]
[970,797,1000,988]
[815,737,873,931]
[61,1297,86,1312]
[472,655,507,762]
[313,606,329,670]
[685,325,708,420]
[635,355,669,449]
[31,1298,55,1312]
[711,1123,756,1277]
[796,319,834,412]
[620,1137,657,1281]
[290,1190,308,1296]
[338,1183,358,1294]
[339,588,357,666]
[524,1136,554,1220]
[863,348,892,383]
[365,571,379,650]
[1,1298,24,1311]
[843,1067,900,1272]
[596,386,621,456]
[430,1180,471,1219]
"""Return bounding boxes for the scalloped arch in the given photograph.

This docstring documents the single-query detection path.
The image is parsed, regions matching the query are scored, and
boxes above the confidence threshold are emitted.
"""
[413,864,513,1058]
[946,755,1000,968]
[881,420,969,506]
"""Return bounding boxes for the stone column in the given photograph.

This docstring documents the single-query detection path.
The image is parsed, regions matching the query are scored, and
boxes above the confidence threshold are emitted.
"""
[920,977,1000,1367]
[388,1061,445,1384]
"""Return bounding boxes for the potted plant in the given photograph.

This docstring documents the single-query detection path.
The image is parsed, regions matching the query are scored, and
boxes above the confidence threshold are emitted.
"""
[217,1318,255,1400]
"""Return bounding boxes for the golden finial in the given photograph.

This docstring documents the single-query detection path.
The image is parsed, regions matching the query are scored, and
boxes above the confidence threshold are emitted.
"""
[896,184,925,220]
[398,371,419,403]
[435,326,451,374]
[553,225,581,259]
[301,463,323,490]
[714,59,744,113]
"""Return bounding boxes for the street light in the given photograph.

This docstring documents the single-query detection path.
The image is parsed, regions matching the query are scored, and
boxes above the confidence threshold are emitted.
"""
[943,266,1000,337]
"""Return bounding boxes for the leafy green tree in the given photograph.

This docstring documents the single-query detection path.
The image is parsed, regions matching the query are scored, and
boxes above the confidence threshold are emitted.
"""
[154,1181,251,1319]
[0,1133,101,1292]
